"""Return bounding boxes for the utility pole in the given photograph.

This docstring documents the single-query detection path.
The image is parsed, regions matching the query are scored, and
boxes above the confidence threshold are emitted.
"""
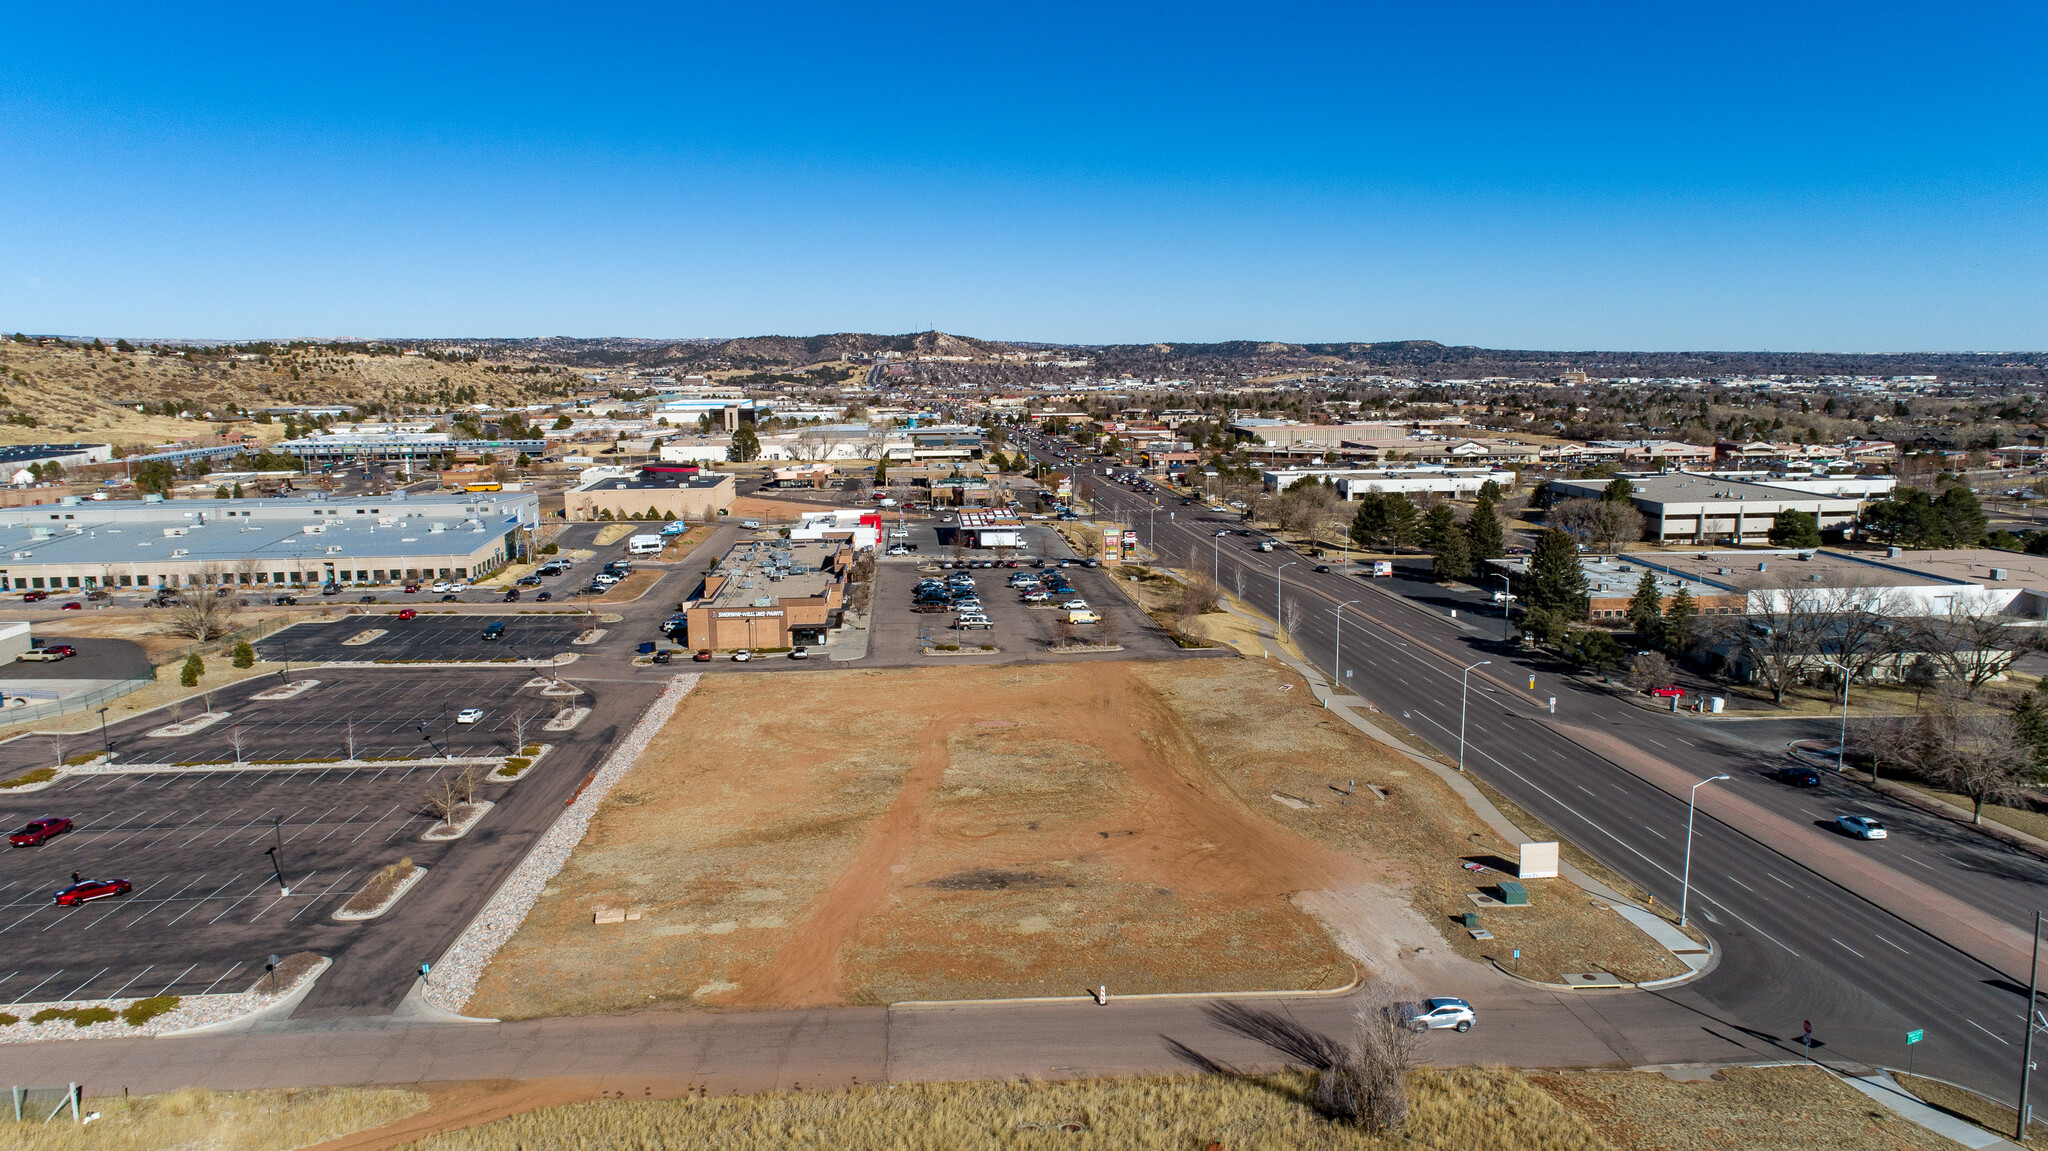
[1680,775,1730,927]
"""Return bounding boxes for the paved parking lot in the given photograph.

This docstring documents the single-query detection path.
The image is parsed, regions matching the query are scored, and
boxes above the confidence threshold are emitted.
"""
[866,550,1198,665]
[0,760,485,1005]
[257,613,597,665]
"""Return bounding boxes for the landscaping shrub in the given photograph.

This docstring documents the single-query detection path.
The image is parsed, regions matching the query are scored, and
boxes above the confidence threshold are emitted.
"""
[0,767,56,789]
[232,639,256,668]
[32,1006,118,1027]
[122,995,181,1026]
[180,652,205,687]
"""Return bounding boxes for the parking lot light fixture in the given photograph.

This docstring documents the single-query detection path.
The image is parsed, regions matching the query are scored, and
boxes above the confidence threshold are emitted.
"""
[1457,660,1492,772]
[97,706,111,759]
[1680,774,1731,928]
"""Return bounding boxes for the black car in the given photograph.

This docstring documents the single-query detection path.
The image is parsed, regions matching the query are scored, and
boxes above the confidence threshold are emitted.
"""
[1315,564,1332,573]
[536,591,552,601]
[440,593,461,602]
[272,595,298,605]
[503,589,521,601]
[1776,765,1823,787]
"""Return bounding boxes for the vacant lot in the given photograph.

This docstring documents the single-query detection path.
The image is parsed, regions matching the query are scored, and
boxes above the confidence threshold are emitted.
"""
[468,657,1677,1018]
[1532,1066,1956,1151]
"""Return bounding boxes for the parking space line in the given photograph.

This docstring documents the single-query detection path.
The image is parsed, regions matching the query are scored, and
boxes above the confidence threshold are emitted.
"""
[154,963,198,997]
[291,870,356,921]
[206,878,276,923]
[8,969,63,1005]
[248,873,316,922]
[198,962,246,996]
[57,967,109,1002]
[125,875,206,927]
[165,874,244,926]
[106,965,152,999]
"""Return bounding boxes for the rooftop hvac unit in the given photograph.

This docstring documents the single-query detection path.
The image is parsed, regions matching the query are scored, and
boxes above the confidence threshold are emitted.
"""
[1757,562,1768,572]
[1991,568,2009,580]
[171,548,189,558]
[163,527,187,537]
[1888,546,1903,558]
[1718,567,1730,575]
[752,597,774,608]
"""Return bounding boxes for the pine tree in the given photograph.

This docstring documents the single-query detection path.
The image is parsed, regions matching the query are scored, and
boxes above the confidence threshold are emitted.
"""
[1625,570,1665,647]
[1465,494,1506,560]
[1768,509,1822,548]
[2013,692,2048,770]
[1427,504,1472,580]
[1526,529,1588,617]
[180,653,205,688]
[1663,586,1697,654]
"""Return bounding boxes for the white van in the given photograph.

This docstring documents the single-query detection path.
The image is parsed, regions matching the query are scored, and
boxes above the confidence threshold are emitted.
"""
[627,534,664,556]
[1067,609,1101,625]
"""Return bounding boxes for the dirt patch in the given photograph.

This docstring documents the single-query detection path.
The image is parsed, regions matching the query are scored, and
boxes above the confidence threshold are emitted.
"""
[470,658,1677,1019]
[1533,1066,1953,1151]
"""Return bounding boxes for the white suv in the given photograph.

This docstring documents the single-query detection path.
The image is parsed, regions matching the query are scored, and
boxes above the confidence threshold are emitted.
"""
[1403,997,1475,1033]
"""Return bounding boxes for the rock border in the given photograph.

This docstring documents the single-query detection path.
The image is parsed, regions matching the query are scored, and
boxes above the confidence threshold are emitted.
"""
[332,864,429,921]
[493,744,552,781]
[145,711,230,738]
[0,958,331,1044]
[249,678,320,701]
[544,706,591,731]
[423,674,700,1013]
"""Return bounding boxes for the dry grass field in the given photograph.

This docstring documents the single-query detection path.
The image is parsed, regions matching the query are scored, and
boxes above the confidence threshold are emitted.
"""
[0,1086,426,1151]
[467,657,1678,1019]
[1531,1066,1960,1151]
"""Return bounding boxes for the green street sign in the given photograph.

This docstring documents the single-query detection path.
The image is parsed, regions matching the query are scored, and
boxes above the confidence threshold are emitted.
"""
[1907,1029,1925,1045]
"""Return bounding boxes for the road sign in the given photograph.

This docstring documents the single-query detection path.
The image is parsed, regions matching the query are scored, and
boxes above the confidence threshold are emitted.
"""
[1907,1029,1925,1045]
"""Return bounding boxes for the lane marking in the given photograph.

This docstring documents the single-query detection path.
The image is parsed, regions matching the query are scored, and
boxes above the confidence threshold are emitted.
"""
[1832,938,1865,958]
[1969,1018,2010,1045]
[1875,933,1911,955]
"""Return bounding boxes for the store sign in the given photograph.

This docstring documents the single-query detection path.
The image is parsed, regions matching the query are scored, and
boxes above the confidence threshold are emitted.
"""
[715,609,785,619]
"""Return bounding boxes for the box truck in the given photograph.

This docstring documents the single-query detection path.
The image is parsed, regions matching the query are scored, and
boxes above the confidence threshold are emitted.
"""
[627,534,665,556]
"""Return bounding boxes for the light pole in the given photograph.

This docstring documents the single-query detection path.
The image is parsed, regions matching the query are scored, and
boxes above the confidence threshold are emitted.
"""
[1679,774,1731,928]
[1457,660,1492,772]
[1496,572,1514,643]
[1334,522,1350,570]
[1820,657,1850,773]
[1332,599,1359,693]
[1274,561,1297,638]
[97,706,111,759]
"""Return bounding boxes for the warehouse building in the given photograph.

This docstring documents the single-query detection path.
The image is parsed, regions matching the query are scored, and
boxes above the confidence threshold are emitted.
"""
[0,491,538,593]
[684,538,851,651]
[1547,474,1866,544]
[563,467,736,522]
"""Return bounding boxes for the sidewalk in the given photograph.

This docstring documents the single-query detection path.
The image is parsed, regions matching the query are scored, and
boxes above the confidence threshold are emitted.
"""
[1839,1069,2023,1150]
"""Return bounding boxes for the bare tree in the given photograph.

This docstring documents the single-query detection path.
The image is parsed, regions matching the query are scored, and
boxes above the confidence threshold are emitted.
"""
[423,766,484,826]
[1848,714,1916,783]
[1624,651,1671,691]
[1899,695,2036,822]
[1708,579,1831,705]
[1282,599,1302,640]
[1548,498,1645,553]
[228,726,249,766]
[510,711,529,756]
[164,566,241,640]
[50,732,66,769]
[1233,565,1246,600]
[344,717,357,762]
[1913,591,2031,698]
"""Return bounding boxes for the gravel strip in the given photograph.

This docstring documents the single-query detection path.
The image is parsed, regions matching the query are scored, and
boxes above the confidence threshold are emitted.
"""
[423,673,700,1014]
[0,962,325,1044]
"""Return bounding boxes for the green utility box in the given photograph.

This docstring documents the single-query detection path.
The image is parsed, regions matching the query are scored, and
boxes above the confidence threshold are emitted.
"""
[1461,911,1479,928]
[1498,881,1529,906]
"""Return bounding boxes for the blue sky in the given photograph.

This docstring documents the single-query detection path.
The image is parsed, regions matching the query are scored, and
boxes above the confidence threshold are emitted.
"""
[3,2,2043,349]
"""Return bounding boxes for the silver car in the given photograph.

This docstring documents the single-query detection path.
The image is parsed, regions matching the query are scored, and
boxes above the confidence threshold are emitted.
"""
[1836,814,1888,840]
[1404,997,1476,1033]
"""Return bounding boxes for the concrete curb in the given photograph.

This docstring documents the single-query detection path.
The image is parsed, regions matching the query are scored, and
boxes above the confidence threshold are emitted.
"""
[890,964,1360,1009]
[164,958,333,1038]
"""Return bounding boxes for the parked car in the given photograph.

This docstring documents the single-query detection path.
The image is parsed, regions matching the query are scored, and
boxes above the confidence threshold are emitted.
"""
[9,816,73,847]
[397,608,418,620]
[52,878,131,905]
[1649,685,1686,698]
[731,649,752,662]
[404,583,422,593]
[59,602,81,610]
[789,646,809,659]
[20,590,47,602]
[693,649,713,662]
[431,582,451,593]
[502,589,521,601]
[651,649,673,664]
[455,708,485,724]
[272,595,298,605]
[1060,599,1090,610]
[1776,766,1822,787]
[1836,814,1888,840]
[357,594,378,603]
[1402,997,1476,1033]
[536,591,552,601]
[516,575,544,586]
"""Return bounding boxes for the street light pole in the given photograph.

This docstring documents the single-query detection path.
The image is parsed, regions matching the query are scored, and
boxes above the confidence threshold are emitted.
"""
[2020,911,2042,1141]
[97,706,111,759]
[1820,657,1850,773]
[1333,599,1360,694]
[1457,660,1492,772]
[1496,572,1514,643]
[1680,774,1731,928]
[1274,561,1297,639]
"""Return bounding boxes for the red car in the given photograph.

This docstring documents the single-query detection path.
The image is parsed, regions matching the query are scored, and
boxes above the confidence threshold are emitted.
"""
[692,649,713,662]
[52,878,131,905]
[59,601,81,611]
[1649,685,1687,698]
[20,590,48,602]
[397,608,418,620]
[404,583,422,593]
[42,644,75,657]
[9,816,72,847]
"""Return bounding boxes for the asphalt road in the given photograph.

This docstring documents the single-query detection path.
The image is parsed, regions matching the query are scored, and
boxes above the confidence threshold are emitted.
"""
[1055,449,2048,1104]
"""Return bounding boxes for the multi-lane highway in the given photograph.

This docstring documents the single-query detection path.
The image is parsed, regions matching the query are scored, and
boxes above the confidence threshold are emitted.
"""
[1035,440,2048,1102]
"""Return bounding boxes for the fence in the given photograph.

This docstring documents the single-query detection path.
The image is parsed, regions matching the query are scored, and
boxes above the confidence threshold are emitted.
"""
[1,677,157,726]
[7,1084,80,1123]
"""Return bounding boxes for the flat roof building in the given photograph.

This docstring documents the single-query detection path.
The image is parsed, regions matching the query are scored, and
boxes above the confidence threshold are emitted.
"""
[563,468,736,523]
[684,538,851,651]
[0,491,538,593]
[1549,474,1867,544]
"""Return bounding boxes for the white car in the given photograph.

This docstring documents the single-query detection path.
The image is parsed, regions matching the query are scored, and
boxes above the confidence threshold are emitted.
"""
[1060,599,1090,610]
[455,708,484,724]
[1836,814,1888,840]
[731,649,751,662]
[886,546,911,556]
[1403,997,1475,1033]
[1021,591,1051,603]
[594,572,620,585]
[889,528,909,538]
[430,582,451,593]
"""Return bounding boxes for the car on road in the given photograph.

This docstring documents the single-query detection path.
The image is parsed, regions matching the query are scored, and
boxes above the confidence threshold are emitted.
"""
[887,546,911,555]
[60,601,81,610]
[731,649,752,662]
[357,594,378,603]
[397,608,418,620]
[651,649,672,663]
[1648,685,1686,698]
[536,591,552,601]
[1836,814,1888,839]
[789,646,809,659]
[502,589,521,601]
[693,649,713,662]
[20,590,48,602]
[455,708,485,724]
[404,583,422,593]
[1776,766,1822,787]
[1315,564,1332,573]
[440,593,462,602]
[52,878,131,905]
[516,575,544,586]
[1403,997,1476,1032]
[9,816,73,847]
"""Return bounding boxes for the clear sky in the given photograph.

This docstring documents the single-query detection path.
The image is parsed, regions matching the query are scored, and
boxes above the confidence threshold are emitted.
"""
[3,2,2043,350]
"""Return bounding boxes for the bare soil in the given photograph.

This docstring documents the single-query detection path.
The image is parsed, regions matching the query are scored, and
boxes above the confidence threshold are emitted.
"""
[471,656,1680,1019]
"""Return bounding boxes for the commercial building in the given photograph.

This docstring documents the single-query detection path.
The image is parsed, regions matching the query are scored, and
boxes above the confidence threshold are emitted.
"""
[684,538,852,650]
[0,491,539,593]
[0,444,115,478]
[563,467,735,522]
[1261,466,1515,500]
[951,509,1025,549]
[789,509,881,550]
[274,431,546,465]
[1493,554,1744,621]
[1547,474,1867,544]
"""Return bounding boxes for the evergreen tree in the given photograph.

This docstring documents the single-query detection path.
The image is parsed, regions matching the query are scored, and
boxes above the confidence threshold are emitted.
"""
[1935,486,1988,546]
[1768,509,1823,548]
[1526,528,1588,618]
[231,482,244,498]
[1625,570,1665,646]
[231,640,256,669]
[1477,479,1504,502]
[1663,586,1697,654]
[1465,493,1507,560]
[214,484,230,499]
[1603,477,1635,502]
[180,653,205,688]
[2013,692,2048,771]
[1424,504,1472,580]
[728,424,762,462]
